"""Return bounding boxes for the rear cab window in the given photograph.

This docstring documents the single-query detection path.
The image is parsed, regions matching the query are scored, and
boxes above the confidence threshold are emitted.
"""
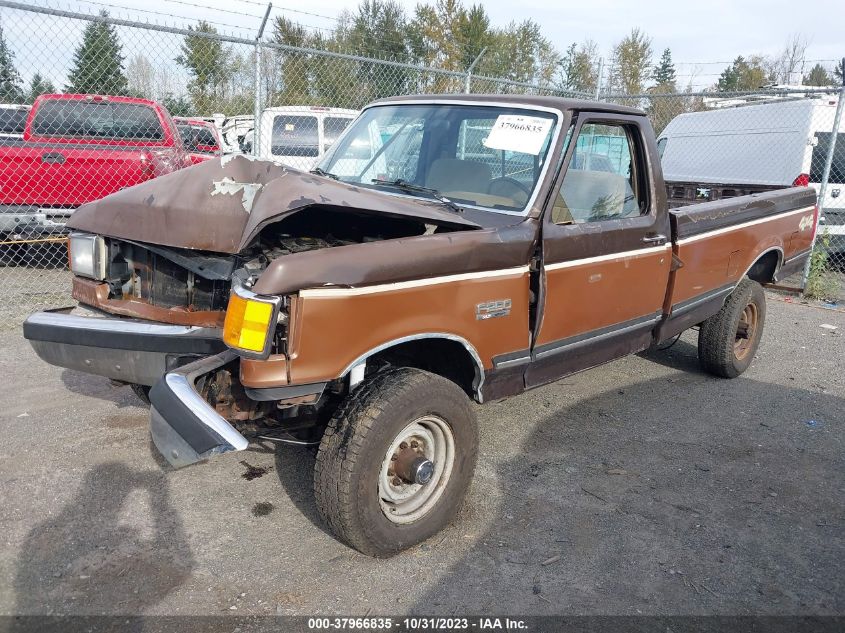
[178,124,219,154]
[271,115,318,157]
[31,100,165,142]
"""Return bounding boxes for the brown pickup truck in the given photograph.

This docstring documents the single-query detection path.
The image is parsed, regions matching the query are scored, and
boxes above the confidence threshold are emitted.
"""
[24,95,817,557]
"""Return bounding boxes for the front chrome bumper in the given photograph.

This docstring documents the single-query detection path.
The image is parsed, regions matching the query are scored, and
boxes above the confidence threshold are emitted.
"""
[149,351,249,468]
[23,308,225,386]
[24,309,249,469]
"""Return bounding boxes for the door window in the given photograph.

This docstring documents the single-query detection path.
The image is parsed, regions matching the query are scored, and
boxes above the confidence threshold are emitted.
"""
[552,122,647,224]
[323,116,352,151]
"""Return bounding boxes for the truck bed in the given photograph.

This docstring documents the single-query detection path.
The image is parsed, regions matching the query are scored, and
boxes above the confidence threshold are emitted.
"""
[660,186,817,339]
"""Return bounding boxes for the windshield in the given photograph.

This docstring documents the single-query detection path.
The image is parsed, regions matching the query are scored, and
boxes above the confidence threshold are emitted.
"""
[318,104,558,213]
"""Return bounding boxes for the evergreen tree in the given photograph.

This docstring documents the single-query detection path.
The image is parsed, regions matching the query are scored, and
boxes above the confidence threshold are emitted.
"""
[803,63,831,87]
[176,21,232,113]
[653,48,676,89]
[716,56,767,91]
[833,59,844,85]
[27,72,56,104]
[161,94,193,117]
[65,11,128,95]
[0,23,24,102]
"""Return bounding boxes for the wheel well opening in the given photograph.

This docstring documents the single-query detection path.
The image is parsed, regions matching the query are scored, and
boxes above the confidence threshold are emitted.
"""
[368,338,478,397]
[746,250,780,284]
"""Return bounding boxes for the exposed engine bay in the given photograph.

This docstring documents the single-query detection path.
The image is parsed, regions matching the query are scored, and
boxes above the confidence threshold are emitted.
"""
[98,207,442,311]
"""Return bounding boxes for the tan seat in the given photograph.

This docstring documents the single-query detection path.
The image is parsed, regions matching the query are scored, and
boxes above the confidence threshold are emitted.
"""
[551,191,574,224]
[426,158,492,194]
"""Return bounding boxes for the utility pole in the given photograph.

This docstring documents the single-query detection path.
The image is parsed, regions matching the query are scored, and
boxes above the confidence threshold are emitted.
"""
[595,57,604,100]
[465,47,488,94]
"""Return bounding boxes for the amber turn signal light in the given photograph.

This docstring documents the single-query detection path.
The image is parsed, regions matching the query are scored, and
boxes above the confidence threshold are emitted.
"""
[223,292,277,355]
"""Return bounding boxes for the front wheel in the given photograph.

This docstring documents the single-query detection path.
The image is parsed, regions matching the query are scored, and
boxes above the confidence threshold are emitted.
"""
[314,368,478,557]
[698,278,766,378]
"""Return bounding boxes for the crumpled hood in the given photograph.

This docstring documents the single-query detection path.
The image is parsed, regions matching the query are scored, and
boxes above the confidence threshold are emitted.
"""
[67,154,480,254]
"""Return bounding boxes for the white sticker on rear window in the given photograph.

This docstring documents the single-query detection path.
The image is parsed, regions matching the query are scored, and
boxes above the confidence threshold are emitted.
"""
[483,115,553,155]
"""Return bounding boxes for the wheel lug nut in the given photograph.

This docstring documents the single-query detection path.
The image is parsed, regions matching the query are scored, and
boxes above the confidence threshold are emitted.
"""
[399,442,408,449]
[392,477,402,486]
[390,454,397,461]
[410,440,419,448]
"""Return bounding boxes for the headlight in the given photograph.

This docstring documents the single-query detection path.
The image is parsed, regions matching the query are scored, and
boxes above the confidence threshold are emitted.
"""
[68,232,106,280]
[222,285,282,358]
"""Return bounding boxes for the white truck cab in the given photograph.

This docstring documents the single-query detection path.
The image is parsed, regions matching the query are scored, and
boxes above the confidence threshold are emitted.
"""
[255,106,358,171]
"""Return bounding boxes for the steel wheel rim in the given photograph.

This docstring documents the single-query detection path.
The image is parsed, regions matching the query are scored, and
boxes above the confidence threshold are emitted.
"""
[378,415,455,524]
[734,302,759,360]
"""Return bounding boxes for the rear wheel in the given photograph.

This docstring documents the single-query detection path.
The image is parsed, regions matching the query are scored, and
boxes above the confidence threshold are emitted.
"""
[698,278,766,378]
[314,368,478,557]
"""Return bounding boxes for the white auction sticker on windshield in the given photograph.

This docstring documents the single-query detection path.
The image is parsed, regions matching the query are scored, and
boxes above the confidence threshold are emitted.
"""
[483,115,553,155]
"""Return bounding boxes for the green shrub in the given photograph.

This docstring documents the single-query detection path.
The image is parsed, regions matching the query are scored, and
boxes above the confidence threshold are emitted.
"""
[803,231,841,300]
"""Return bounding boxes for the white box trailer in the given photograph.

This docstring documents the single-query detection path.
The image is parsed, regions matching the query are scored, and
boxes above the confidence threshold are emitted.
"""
[657,96,845,250]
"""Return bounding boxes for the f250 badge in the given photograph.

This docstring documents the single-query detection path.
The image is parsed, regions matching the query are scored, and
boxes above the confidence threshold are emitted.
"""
[476,299,512,320]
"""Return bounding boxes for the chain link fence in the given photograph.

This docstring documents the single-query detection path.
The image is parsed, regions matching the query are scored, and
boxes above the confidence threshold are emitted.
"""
[0,0,843,327]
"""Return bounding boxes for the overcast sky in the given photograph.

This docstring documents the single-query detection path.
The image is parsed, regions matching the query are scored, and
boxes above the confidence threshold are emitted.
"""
[6,0,845,91]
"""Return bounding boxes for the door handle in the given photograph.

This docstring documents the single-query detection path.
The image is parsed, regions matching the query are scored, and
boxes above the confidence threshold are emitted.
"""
[642,234,667,245]
[41,152,66,165]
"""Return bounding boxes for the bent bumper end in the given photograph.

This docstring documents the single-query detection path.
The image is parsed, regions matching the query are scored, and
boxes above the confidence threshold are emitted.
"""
[149,351,248,469]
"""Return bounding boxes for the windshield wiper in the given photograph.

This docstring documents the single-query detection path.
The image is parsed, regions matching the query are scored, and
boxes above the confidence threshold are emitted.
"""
[310,167,339,180]
[370,178,462,213]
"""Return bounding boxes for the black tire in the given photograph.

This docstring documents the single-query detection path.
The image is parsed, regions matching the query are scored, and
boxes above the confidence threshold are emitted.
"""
[314,368,478,557]
[130,383,151,405]
[698,278,766,378]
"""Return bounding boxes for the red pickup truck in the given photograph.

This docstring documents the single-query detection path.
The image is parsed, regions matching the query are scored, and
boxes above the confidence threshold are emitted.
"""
[173,117,223,165]
[0,94,187,242]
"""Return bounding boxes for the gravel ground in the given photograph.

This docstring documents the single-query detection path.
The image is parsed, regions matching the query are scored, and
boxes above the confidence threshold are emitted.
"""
[0,294,842,617]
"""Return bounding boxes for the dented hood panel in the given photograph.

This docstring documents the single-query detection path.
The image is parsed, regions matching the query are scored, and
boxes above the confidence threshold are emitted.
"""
[67,155,481,254]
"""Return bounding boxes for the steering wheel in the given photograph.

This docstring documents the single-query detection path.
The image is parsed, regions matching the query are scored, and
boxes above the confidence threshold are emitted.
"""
[488,177,532,204]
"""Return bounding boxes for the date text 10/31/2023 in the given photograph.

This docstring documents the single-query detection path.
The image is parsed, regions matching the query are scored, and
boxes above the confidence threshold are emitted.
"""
[307,617,529,630]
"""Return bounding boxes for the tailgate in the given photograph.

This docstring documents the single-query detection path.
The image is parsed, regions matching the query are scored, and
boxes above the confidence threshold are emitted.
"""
[0,144,152,207]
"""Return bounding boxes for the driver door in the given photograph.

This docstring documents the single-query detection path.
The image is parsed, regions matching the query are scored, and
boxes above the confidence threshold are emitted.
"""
[526,112,672,387]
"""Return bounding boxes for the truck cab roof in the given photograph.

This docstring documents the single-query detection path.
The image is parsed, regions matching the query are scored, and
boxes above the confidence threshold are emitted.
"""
[371,94,645,117]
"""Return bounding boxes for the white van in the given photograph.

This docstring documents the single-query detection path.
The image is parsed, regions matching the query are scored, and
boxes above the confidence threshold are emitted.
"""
[255,106,358,171]
[658,96,845,250]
